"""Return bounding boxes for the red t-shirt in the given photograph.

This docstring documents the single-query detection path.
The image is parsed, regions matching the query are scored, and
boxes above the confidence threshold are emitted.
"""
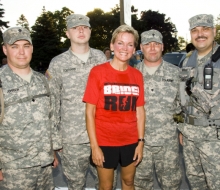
[83,62,145,146]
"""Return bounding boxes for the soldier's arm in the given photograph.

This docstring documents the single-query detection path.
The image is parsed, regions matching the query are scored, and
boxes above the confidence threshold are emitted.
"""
[173,68,182,114]
[47,60,62,150]
[179,133,183,146]
[0,170,3,181]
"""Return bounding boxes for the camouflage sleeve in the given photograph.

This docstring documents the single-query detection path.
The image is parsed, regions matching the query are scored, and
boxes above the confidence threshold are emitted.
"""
[50,92,62,150]
[173,68,182,114]
[182,56,189,67]
[46,59,62,150]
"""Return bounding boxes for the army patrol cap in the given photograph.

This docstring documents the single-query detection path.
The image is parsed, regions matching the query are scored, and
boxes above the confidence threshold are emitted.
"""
[141,29,163,44]
[189,14,214,30]
[66,14,91,29]
[3,27,32,45]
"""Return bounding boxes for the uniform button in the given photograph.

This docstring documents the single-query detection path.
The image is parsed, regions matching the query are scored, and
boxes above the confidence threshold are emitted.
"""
[32,99,35,102]
[151,89,154,91]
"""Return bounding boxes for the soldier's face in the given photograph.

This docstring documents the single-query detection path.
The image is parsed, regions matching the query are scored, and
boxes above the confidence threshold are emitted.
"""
[3,40,33,70]
[141,42,163,65]
[66,25,91,45]
[190,26,216,55]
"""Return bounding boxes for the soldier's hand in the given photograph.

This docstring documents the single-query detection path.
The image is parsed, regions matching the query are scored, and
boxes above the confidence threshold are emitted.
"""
[52,151,59,168]
[0,170,3,181]
[179,133,183,146]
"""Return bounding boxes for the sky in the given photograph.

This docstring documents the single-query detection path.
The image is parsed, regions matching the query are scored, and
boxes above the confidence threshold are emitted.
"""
[2,0,220,42]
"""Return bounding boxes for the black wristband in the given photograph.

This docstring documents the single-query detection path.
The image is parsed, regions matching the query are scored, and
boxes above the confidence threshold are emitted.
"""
[138,138,145,143]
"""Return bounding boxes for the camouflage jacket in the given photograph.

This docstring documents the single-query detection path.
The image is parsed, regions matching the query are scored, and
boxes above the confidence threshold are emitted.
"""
[178,43,220,142]
[47,48,106,145]
[0,65,61,169]
[137,60,181,146]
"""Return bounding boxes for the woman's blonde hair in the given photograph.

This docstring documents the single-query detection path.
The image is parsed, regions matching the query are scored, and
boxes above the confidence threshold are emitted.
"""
[111,25,139,47]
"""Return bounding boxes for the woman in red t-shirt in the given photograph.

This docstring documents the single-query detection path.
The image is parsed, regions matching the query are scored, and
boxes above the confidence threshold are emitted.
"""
[83,25,145,189]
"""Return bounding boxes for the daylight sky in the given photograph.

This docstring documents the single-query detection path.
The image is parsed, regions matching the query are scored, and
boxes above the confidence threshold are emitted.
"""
[2,0,220,41]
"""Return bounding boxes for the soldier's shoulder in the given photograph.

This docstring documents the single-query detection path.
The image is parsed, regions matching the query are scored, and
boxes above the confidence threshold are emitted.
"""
[163,60,179,70]
[182,56,189,67]
[0,65,9,77]
[90,48,105,56]
[32,70,47,81]
[50,50,70,65]
[135,61,144,70]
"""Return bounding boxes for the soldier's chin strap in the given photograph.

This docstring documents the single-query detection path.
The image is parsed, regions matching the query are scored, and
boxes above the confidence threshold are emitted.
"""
[0,80,4,124]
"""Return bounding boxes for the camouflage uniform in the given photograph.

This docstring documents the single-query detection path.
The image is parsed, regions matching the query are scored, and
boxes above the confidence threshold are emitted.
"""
[48,47,106,190]
[134,30,182,190]
[0,65,61,190]
[178,14,220,190]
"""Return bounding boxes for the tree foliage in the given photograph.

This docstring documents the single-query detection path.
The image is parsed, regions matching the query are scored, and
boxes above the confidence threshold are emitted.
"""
[0,2,9,60]
[137,10,178,53]
[178,36,187,51]
[215,15,220,44]
[16,14,30,30]
[31,7,61,70]
[3,3,197,68]
[0,2,9,31]
[48,7,74,49]
[87,7,119,50]
[88,4,142,51]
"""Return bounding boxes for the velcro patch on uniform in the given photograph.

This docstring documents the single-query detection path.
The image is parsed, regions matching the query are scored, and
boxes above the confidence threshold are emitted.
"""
[45,70,52,80]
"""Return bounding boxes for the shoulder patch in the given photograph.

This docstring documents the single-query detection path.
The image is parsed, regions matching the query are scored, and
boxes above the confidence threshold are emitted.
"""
[45,70,52,80]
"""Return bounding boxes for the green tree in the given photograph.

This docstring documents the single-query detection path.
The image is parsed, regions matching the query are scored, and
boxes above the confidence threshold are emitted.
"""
[16,14,30,30]
[0,1,9,60]
[31,7,61,70]
[87,8,115,50]
[215,14,220,44]
[137,10,178,53]
[88,4,140,51]
[49,7,74,49]
[178,36,187,51]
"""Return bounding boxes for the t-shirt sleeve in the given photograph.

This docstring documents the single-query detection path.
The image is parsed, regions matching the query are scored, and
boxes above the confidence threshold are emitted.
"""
[83,67,100,105]
[136,72,145,107]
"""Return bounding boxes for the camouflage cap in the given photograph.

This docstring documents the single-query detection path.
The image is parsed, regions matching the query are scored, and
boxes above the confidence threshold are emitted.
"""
[189,14,214,30]
[3,27,32,45]
[141,29,163,44]
[66,14,91,29]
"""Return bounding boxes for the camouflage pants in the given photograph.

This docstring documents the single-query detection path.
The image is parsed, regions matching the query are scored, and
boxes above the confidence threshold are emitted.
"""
[0,165,54,190]
[134,137,182,190]
[60,143,96,190]
[183,136,220,190]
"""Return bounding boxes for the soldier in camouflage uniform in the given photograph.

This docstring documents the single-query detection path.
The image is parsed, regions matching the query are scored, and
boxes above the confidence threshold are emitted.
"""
[178,14,220,190]
[47,14,107,190]
[0,27,62,190]
[134,30,182,190]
